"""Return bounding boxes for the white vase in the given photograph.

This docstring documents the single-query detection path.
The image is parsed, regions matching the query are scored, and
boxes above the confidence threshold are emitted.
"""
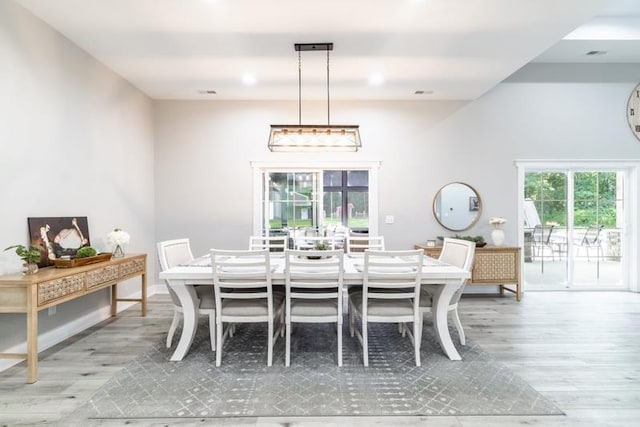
[491,228,505,246]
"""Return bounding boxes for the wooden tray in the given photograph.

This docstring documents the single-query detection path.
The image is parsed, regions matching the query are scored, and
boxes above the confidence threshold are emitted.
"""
[53,253,112,268]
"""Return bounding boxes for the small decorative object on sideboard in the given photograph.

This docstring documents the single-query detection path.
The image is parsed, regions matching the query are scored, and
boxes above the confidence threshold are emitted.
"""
[4,244,44,275]
[107,228,130,258]
[489,217,507,246]
[53,248,112,268]
[437,235,486,247]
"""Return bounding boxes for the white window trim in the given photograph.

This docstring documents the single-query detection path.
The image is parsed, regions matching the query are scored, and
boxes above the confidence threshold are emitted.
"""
[515,159,639,293]
[251,161,381,237]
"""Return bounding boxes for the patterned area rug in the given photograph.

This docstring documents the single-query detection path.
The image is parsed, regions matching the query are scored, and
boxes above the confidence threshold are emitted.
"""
[74,319,563,419]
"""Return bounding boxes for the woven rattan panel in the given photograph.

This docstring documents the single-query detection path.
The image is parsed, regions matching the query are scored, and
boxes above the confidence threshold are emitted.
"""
[86,265,119,289]
[38,273,85,305]
[120,259,145,277]
[473,252,517,282]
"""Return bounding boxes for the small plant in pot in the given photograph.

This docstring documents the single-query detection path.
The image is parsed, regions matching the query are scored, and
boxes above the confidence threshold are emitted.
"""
[4,244,44,275]
[306,242,331,259]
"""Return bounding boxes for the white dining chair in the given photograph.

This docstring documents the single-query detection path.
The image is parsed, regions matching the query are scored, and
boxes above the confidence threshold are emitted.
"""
[346,235,385,253]
[418,238,475,346]
[157,238,216,350]
[248,235,287,252]
[284,249,344,366]
[348,249,423,367]
[211,249,285,367]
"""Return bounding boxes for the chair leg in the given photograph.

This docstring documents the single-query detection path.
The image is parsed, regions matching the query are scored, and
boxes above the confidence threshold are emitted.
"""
[414,321,421,367]
[337,319,343,367]
[452,307,466,346]
[362,320,368,367]
[166,309,181,348]
[215,320,223,367]
[208,313,216,351]
[285,321,291,367]
[398,323,403,334]
[267,320,273,367]
[348,302,355,338]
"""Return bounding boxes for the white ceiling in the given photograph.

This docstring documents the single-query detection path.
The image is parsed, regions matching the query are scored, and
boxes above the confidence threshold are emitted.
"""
[13,0,640,101]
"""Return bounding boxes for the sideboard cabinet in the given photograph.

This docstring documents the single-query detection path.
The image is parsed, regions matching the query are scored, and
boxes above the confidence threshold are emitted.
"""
[414,245,521,302]
[0,253,147,383]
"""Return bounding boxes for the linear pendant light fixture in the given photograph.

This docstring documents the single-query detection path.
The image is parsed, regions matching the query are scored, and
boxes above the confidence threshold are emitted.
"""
[268,43,361,152]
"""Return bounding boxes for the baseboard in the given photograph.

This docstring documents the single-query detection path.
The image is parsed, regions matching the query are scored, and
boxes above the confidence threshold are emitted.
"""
[0,285,160,374]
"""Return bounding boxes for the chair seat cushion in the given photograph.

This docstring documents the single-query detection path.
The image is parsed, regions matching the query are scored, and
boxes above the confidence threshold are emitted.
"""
[350,293,415,317]
[290,299,339,317]
[195,286,216,310]
[221,293,284,317]
[418,291,433,308]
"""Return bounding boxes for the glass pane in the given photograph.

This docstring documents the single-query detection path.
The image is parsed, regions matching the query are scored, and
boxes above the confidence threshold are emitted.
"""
[347,170,368,187]
[540,172,566,200]
[523,171,568,287]
[323,191,342,225]
[347,191,368,229]
[574,172,597,201]
[323,170,342,187]
[524,172,541,200]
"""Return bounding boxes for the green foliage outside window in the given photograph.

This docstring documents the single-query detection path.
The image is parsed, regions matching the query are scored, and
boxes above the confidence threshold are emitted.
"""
[525,171,619,228]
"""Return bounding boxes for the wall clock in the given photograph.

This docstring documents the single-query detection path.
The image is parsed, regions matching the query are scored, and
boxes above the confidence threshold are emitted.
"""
[628,83,640,141]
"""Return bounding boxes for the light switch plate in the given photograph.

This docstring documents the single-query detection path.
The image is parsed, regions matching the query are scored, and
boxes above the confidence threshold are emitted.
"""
[385,215,394,224]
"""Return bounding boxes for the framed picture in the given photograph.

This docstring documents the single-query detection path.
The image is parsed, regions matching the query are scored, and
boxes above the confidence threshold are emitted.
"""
[469,196,479,212]
[27,217,90,266]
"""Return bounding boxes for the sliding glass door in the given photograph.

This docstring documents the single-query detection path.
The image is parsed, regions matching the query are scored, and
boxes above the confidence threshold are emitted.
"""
[523,169,625,289]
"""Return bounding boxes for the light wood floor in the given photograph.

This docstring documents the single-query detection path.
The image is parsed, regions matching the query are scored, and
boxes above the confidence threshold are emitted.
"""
[1,291,639,426]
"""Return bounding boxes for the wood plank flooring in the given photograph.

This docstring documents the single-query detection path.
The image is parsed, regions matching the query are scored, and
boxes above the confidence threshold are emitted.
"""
[1,291,639,426]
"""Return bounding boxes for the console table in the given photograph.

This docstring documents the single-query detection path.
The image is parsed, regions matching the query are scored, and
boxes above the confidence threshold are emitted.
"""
[0,253,147,383]
[415,245,521,301]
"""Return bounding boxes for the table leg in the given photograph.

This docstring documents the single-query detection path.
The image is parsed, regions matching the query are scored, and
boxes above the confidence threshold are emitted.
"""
[111,284,118,316]
[27,286,38,383]
[169,281,199,361]
[431,280,461,361]
[140,273,147,317]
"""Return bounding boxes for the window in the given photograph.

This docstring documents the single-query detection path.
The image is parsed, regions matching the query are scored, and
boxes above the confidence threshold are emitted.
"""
[252,162,379,240]
[323,170,369,232]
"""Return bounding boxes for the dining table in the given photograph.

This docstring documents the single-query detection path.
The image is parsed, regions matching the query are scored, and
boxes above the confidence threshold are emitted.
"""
[159,252,471,362]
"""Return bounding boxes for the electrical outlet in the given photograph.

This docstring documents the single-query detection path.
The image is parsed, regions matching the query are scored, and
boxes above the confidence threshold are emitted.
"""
[385,215,394,224]
[48,306,56,315]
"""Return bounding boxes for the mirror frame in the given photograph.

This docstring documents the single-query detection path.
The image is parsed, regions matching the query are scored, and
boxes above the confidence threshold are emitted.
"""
[432,182,482,232]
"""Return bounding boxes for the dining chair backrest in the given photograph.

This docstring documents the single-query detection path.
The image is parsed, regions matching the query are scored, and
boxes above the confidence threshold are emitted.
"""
[293,236,337,250]
[285,249,344,301]
[211,249,274,320]
[248,235,287,252]
[157,238,194,306]
[362,249,423,317]
[347,235,385,253]
[438,238,475,305]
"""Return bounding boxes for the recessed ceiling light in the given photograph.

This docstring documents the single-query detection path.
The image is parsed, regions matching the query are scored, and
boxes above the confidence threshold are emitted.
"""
[242,73,257,86]
[585,50,607,56]
[369,73,384,86]
[414,90,434,95]
[198,90,217,94]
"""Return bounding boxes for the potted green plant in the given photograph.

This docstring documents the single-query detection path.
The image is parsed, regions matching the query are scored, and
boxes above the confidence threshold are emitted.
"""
[4,244,44,275]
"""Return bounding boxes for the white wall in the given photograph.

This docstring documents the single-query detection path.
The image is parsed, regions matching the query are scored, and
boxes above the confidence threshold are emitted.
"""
[154,83,640,291]
[0,1,155,364]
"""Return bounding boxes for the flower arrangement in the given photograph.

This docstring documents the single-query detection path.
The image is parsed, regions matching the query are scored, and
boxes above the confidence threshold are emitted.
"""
[489,217,507,229]
[107,228,130,246]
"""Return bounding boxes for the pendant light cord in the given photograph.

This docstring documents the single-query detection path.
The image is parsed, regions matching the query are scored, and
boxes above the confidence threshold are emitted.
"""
[298,50,302,126]
[327,49,330,126]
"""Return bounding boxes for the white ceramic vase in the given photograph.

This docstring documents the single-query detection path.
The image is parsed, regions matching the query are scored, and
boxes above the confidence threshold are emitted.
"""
[491,228,505,246]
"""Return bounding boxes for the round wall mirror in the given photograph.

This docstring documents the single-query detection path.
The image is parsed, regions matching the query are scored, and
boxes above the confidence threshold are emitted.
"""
[433,182,482,232]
